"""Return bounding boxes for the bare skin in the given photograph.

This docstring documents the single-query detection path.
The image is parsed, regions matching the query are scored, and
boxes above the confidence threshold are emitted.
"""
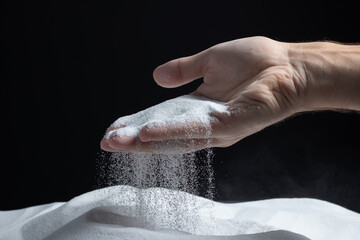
[101,36,360,153]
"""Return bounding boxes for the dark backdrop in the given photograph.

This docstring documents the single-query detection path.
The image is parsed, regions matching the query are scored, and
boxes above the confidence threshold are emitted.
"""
[2,1,360,212]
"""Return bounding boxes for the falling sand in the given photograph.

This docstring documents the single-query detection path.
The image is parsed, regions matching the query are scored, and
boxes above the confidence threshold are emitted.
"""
[99,150,215,198]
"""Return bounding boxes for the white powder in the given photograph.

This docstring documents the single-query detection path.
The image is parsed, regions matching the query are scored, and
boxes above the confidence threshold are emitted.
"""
[105,94,228,140]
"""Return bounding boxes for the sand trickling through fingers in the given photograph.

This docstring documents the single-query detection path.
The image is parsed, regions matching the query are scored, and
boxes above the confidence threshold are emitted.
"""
[97,95,229,231]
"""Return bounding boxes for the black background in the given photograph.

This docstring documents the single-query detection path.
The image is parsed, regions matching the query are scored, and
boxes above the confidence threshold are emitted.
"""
[2,1,360,212]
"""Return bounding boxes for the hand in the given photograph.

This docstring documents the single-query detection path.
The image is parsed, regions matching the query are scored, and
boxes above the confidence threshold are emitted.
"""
[101,36,308,153]
[101,36,360,153]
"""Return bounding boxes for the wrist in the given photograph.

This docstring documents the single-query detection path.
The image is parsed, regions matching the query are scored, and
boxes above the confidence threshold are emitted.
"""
[288,41,360,112]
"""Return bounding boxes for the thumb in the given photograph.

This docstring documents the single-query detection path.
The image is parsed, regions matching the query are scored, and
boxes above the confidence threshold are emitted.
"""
[153,49,209,88]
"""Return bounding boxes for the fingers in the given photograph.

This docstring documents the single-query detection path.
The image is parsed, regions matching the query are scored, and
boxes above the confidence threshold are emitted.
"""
[138,122,217,142]
[153,49,209,88]
[100,121,219,153]
[100,113,229,153]
[149,138,215,154]
[100,135,216,154]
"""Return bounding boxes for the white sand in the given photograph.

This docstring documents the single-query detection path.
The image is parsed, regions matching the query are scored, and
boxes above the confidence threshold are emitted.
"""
[1,186,359,240]
[105,94,228,139]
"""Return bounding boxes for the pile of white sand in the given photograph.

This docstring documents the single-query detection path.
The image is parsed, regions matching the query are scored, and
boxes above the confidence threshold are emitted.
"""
[1,185,360,240]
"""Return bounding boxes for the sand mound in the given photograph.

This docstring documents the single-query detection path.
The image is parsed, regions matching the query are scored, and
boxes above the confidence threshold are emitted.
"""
[1,185,359,240]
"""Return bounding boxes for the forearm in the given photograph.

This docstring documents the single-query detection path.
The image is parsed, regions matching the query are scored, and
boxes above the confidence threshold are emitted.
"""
[289,41,360,112]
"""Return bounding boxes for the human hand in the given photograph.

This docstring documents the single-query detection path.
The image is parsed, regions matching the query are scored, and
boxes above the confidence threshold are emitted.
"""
[101,36,360,153]
[101,37,307,153]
